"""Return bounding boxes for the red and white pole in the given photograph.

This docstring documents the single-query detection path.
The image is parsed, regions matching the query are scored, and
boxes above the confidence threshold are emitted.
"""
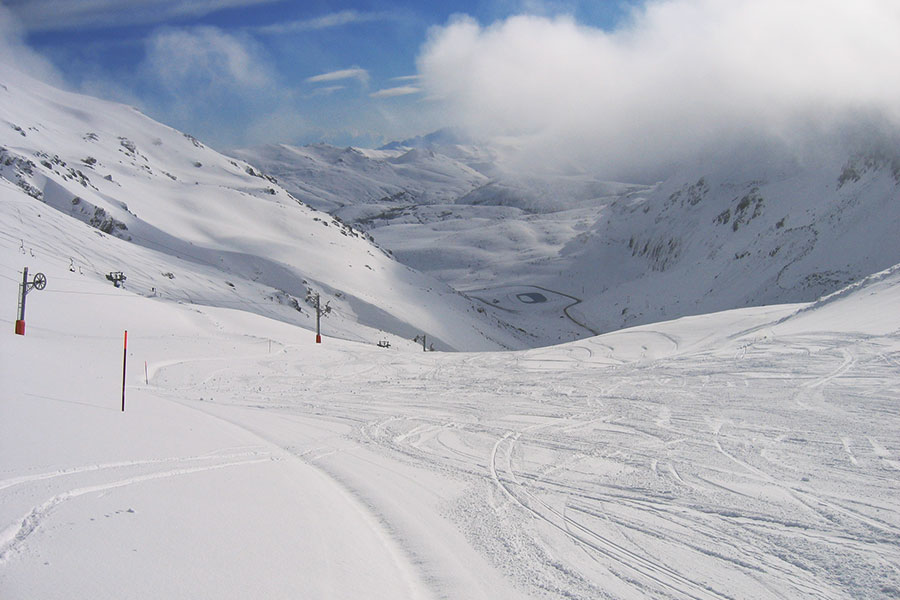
[121,330,128,412]
[315,293,322,344]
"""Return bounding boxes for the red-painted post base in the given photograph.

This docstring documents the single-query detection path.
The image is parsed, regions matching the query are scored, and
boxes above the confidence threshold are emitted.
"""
[316,334,322,344]
[14,320,25,336]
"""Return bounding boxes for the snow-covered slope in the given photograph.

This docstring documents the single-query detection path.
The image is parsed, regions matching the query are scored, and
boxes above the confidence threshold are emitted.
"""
[3,219,898,599]
[564,153,900,334]
[237,135,900,346]
[229,142,490,213]
[0,63,529,351]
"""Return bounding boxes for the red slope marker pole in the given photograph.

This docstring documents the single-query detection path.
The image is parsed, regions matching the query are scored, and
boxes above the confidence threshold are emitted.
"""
[122,330,128,412]
[315,293,322,344]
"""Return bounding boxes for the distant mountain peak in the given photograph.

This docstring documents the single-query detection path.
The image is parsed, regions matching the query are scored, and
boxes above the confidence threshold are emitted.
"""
[379,128,467,151]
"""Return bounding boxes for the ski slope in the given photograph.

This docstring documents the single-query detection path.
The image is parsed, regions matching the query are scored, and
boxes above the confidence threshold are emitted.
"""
[3,226,898,598]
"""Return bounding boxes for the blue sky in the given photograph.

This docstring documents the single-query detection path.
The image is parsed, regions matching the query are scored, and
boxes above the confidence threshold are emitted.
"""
[1,0,638,150]
[4,0,898,181]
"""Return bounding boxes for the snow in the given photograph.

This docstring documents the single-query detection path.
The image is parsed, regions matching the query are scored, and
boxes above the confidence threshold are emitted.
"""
[3,211,900,598]
[2,57,900,600]
[229,142,490,213]
[238,134,900,348]
[0,61,530,352]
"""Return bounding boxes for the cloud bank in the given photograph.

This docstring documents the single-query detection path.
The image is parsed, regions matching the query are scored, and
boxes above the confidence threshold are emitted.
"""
[418,0,900,181]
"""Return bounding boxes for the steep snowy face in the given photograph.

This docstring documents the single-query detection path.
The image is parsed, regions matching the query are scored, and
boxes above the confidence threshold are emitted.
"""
[0,62,530,351]
[236,131,900,344]
[565,151,900,333]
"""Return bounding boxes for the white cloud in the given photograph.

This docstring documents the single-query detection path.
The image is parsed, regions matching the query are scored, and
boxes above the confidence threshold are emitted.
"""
[253,10,387,35]
[138,26,288,148]
[370,86,422,99]
[0,6,64,85]
[144,26,271,91]
[306,68,369,86]
[418,0,900,181]
[3,0,282,32]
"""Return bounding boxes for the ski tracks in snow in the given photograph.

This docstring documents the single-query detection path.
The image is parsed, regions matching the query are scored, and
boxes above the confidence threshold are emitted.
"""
[489,428,732,600]
[476,334,898,599]
[0,452,271,563]
[0,448,267,493]
[133,328,899,600]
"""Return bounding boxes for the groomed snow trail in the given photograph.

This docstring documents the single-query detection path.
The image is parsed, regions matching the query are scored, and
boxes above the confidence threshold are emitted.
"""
[146,320,900,600]
[0,316,442,599]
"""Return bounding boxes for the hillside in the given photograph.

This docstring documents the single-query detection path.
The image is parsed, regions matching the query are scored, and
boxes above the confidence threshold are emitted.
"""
[229,142,491,213]
[564,151,900,333]
[0,63,529,351]
[236,136,900,345]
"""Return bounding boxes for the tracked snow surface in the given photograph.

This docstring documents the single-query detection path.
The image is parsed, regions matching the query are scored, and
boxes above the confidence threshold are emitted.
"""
[2,66,900,599]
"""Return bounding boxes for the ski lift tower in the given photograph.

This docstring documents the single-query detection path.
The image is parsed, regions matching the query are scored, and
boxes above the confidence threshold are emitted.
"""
[15,266,47,336]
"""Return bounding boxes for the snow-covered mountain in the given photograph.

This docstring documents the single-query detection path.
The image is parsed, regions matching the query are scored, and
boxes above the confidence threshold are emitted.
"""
[4,58,898,350]
[236,134,900,345]
[0,63,530,351]
[229,142,491,214]
[2,59,899,600]
[561,152,900,334]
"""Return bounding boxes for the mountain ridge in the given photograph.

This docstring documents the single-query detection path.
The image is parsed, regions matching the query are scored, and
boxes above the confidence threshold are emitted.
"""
[235,132,900,345]
[0,62,530,351]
